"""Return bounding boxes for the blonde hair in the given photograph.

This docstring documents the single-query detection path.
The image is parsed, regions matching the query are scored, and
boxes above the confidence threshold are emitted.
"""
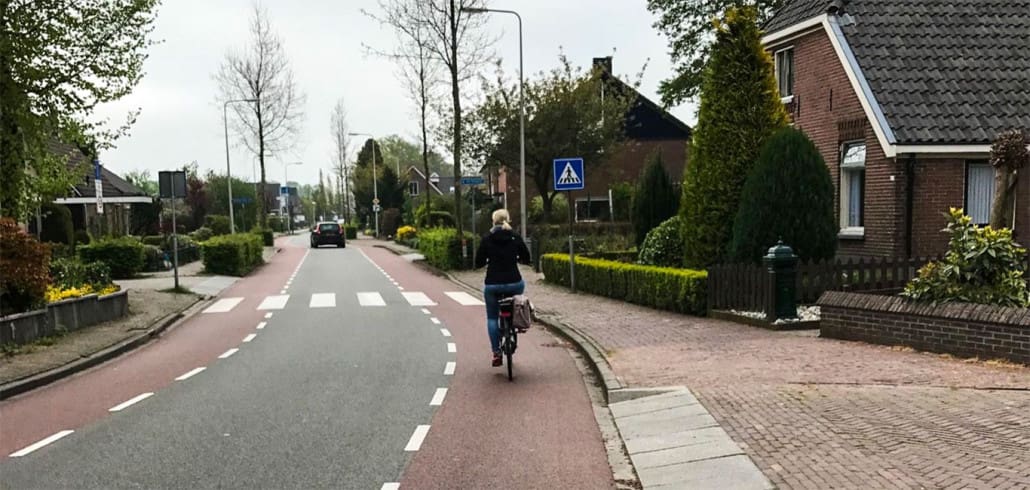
[492,209,512,231]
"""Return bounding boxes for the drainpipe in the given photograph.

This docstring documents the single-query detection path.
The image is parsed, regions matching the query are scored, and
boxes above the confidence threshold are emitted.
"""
[905,154,916,258]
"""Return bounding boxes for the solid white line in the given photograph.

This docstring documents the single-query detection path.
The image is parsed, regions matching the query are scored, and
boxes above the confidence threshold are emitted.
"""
[447,342,456,353]
[9,430,75,457]
[421,308,431,315]
[444,362,456,375]
[219,348,239,359]
[309,293,336,308]
[381,484,400,490]
[175,367,206,381]
[258,295,290,310]
[202,297,244,314]
[444,291,484,306]
[243,333,256,343]
[429,388,448,406]
[357,292,386,306]
[256,321,267,330]
[265,312,273,319]
[404,425,431,451]
[109,392,154,412]
[402,292,437,306]
[430,317,441,325]
[440,328,451,337]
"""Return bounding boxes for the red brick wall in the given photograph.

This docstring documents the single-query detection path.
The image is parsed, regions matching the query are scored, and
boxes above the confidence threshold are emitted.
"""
[819,291,1030,364]
[500,139,688,226]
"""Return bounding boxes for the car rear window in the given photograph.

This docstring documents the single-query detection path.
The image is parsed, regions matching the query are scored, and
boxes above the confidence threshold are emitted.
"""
[319,223,340,232]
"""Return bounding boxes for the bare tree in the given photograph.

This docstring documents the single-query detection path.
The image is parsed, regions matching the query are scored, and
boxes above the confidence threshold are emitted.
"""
[414,0,494,237]
[330,98,351,221]
[216,4,305,227]
[365,0,444,219]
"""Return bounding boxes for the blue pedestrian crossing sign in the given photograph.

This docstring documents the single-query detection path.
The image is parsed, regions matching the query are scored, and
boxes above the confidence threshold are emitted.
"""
[553,158,585,191]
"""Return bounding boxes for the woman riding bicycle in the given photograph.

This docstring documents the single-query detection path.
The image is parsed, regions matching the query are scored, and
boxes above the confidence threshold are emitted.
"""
[474,209,531,367]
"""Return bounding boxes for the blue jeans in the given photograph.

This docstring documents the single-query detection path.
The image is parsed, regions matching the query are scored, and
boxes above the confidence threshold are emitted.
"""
[483,281,525,353]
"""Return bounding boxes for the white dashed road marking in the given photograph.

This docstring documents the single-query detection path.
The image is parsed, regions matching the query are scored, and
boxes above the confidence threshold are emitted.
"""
[447,343,456,353]
[357,292,386,306]
[265,312,273,319]
[309,293,336,308]
[9,430,75,457]
[109,392,154,412]
[444,291,484,306]
[430,317,441,325]
[175,367,206,381]
[421,308,431,315]
[256,322,267,330]
[440,328,451,337]
[444,362,456,375]
[381,484,400,490]
[203,297,244,313]
[243,333,256,343]
[219,348,239,359]
[404,425,431,451]
[258,295,290,310]
[429,388,448,406]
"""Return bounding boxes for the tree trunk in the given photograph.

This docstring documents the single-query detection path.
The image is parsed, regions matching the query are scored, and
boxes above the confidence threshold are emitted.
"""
[257,103,267,229]
[989,167,1017,229]
[449,0,463,238]
[421,64,432,218]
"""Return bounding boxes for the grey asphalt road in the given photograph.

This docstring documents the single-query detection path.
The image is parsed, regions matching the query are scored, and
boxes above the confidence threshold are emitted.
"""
[0,233,450,489]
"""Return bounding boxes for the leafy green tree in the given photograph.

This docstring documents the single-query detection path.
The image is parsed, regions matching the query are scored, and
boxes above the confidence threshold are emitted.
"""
[0,0,160,219]
[378,165,406,210]
[646,0,785,106]
[632,150,679,247]
[355,138,385,169]
[729,127,837,263]
[680,6,789,268]
[124,169,159,196]
[638,216,685,268]
[466,55,636,222]
[205,172,258,232]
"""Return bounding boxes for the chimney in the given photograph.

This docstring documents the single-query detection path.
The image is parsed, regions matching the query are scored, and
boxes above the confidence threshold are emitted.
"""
[592,56,613,74]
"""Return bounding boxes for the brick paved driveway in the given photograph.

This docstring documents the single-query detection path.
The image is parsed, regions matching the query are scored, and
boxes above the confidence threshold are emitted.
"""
[454,268,1030,489]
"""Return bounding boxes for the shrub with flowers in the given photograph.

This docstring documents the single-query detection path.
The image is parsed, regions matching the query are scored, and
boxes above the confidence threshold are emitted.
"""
[396,226,417,242]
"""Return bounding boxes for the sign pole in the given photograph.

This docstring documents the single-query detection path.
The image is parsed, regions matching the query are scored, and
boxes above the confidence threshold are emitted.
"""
[553,158,584,293]
[171,196,180,291]
[568,190,575,292]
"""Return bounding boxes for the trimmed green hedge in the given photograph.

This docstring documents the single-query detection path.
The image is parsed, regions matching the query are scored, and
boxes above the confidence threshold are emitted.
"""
[344,225,358,240]
[417,227,478,271]
[78,237,145,279]
[251,227,273,246]
[542,253,707,315]
[201,234,263,276]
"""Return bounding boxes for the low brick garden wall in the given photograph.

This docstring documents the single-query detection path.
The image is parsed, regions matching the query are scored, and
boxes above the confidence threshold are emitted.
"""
[818,291,1030,364]
[0,290,129,346]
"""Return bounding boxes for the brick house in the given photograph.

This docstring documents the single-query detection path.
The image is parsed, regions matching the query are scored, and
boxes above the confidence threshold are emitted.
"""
[763,0,1030,258]
[496,57,692,226]
[48,143,152,236]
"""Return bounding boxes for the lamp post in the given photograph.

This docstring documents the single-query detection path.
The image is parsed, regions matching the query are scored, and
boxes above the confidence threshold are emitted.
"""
[283,161,302,234]
[223,98,258,234]
[461,6,526,241]
[349,132,379,237]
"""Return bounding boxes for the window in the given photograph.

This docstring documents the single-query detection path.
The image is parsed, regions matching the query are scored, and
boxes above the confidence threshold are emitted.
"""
[409,180,419,196]
[840,142,866,234]
[575,198,611,222]
[775,48,794,99]
[965,161,995,225]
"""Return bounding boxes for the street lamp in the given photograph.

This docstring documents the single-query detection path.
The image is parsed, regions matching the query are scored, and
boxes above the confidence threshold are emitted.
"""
[349,132,380,237]
[283,161,302,234]
[461,6,527,241]
[223,98,258,234]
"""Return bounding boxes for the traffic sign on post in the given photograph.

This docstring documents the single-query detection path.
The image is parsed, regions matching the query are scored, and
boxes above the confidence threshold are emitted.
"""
[553,158,585,191]
[372,198,380,205]
[461,176,485,186]
[94,159,104,215]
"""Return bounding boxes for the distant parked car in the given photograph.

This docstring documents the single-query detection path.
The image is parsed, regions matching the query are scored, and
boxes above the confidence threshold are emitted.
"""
[310,221,346,248]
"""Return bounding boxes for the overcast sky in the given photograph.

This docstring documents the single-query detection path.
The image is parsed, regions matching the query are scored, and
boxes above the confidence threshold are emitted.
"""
[93,0,698,186]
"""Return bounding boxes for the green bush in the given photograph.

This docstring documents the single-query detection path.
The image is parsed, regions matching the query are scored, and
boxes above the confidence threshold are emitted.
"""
[142,235,165,247]
[730,127,838,263]
[205,215,232,236]
[267,215,285,233]
[902,209,1030,307]
[1,218,51,315]
[40,203,74,246]
[189,227,214,242]
[344,225,358,240]
[50,258,113,289]
[201,233,264,276]
[528,194,570,224]
[417,227,478,270]
[632,150,679,247]
[77,236,145,279]
[638,216,685,267]
[381,208,402,237]
[542,253,707,315]
[679,6,789,268]
[251,227,273,246]
[142,244,165,272]
[417,210,455,229]
[74,229,91,246]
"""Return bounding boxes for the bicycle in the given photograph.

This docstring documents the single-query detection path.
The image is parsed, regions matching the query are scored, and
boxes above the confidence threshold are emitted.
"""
[497,294,518,381]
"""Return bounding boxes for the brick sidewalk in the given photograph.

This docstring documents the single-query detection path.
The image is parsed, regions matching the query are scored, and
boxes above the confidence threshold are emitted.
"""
[453,267,1030,489]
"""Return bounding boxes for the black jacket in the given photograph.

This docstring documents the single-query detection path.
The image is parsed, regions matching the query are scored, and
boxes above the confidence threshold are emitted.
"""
[475,227,531,285]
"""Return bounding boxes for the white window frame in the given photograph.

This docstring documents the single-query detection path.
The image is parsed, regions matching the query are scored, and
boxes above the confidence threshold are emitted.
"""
[774,46,795,103]
[409,180,419,196]
[574,197,611,223]
[964,161,995,226]
[839,141,866,238]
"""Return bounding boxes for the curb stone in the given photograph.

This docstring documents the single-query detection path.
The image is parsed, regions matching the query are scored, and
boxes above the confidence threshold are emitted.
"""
[0,295,210,401]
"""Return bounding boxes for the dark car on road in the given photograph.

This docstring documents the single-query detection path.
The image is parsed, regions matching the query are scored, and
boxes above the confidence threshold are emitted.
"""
[310,221,346,248]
